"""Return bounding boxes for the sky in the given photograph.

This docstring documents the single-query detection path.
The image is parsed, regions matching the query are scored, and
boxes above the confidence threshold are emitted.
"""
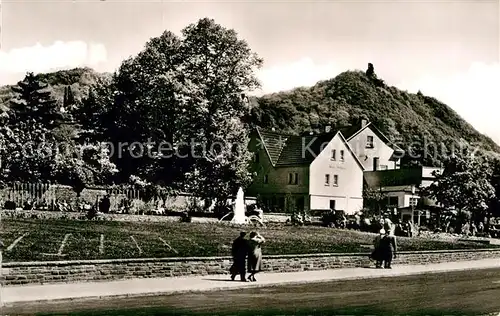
[1,0,499,144]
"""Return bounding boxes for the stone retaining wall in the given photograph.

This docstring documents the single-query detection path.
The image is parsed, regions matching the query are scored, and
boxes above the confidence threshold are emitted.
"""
[2,249,500,286]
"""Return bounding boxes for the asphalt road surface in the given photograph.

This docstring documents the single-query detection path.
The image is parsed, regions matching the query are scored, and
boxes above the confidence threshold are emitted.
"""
[5,268,500,316]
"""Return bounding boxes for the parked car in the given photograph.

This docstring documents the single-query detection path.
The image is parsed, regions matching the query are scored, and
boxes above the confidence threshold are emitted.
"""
[321,209,347,228]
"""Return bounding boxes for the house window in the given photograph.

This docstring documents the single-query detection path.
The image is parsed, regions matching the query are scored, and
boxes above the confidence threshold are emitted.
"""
[288,173,298,185]
[340,150,345,162]
[333,175,338,186]
[263,174,269,184]
[331,149,336,160]
[325,174,330,186]
[366,136,374,148]
[388,196,399,207]
[254,152,260,163]
[329,200,336,210]
[409,197,418,206]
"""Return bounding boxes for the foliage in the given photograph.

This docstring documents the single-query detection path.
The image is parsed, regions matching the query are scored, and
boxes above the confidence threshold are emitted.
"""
[104,18,262,200]
[362,185,386,216]
[51,142,118,195]
[9,72,61,128]
[63,85,76,108]
[489,158,500,216]
[0,74,61,182]
[425,148,496,221]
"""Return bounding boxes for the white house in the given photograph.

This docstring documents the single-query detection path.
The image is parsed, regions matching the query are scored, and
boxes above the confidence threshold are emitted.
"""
[340,120,404,171]
[247,127,365,215]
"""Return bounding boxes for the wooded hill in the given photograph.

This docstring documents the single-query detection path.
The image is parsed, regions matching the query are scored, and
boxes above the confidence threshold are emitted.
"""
[249,65,500,166]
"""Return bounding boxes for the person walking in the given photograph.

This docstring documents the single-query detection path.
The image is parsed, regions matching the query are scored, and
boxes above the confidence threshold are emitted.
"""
[230,232,249,282]
[247,231,265,282]
[379,230,397,269]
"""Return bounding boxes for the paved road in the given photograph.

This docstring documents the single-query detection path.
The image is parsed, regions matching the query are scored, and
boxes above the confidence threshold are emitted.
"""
[5,268,500,315]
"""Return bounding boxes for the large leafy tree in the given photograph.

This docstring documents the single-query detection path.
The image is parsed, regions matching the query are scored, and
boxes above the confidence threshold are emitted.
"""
[0,73,62,182]
[362,185,386,216]
[74,76,114,142]
[426,148,495,224]
[106,18,262,201]
[180,18,261,200]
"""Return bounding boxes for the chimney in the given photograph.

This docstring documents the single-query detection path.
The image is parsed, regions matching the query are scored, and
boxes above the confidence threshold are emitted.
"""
[325,125,331,133]
[361,119,368,128]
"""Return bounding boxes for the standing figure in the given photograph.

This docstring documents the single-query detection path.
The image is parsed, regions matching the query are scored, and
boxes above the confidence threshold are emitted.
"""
[371,229,385,268]
[247,231,265,282]
[379,230,397,269]
[230,232,249,282]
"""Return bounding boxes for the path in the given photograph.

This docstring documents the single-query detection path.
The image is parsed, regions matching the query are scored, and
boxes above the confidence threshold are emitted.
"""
[2,258,500,307]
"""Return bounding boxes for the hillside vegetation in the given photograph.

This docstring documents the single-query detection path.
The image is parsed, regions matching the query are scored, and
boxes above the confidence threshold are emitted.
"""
[0,67,110,113]
[249,66,500,166]
[1,65,498,169]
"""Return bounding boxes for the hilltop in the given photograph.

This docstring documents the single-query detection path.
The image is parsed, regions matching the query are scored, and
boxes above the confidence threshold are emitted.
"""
[249,67,500,166]
[0,67,111,113]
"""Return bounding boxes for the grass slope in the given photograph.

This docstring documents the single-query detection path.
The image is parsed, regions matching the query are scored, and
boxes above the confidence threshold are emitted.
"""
[0,219,495,262]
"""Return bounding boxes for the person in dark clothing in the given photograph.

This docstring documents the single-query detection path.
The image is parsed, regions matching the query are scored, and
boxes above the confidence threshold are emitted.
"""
[99,195,111,213]
[371,229,385,268]
[230,232,248,282]
[378,231,397,269]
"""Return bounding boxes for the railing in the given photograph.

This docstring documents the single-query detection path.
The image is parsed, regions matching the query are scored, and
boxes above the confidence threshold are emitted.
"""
[0,183,150,211]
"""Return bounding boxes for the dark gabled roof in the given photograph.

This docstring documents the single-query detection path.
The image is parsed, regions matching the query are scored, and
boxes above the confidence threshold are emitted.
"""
[256,128,337,166]
[338,123,363,140]
[255,127,365,169]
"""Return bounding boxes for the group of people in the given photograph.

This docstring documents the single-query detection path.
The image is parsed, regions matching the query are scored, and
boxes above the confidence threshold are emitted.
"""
[370,228,398,269]
[230,231,265,282]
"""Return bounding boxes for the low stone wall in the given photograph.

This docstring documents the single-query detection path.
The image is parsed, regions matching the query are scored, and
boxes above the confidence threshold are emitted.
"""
[2,249,500,286]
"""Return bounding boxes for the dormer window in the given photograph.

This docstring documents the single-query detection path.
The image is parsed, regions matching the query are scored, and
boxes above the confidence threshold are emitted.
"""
[366,136,374,148]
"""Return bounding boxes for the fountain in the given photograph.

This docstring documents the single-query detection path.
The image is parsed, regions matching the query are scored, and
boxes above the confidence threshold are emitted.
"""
[231,187,247,224]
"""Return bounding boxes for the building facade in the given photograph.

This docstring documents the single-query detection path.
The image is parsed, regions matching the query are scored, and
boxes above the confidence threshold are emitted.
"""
[247,128,365,215]
[341,120,404,171]
[363,166,443,221]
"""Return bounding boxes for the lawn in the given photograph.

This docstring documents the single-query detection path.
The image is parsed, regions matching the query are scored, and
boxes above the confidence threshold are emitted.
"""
[0,219,497,262]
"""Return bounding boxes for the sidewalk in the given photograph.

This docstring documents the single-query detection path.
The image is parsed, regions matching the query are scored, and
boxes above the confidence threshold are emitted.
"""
[2,258,500,306]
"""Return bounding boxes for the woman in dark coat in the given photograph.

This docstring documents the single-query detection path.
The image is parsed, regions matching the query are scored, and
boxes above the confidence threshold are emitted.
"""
[371,229,385,268]
[378,230,397,269]
[247,231,265,282]
[230,232,248,281]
